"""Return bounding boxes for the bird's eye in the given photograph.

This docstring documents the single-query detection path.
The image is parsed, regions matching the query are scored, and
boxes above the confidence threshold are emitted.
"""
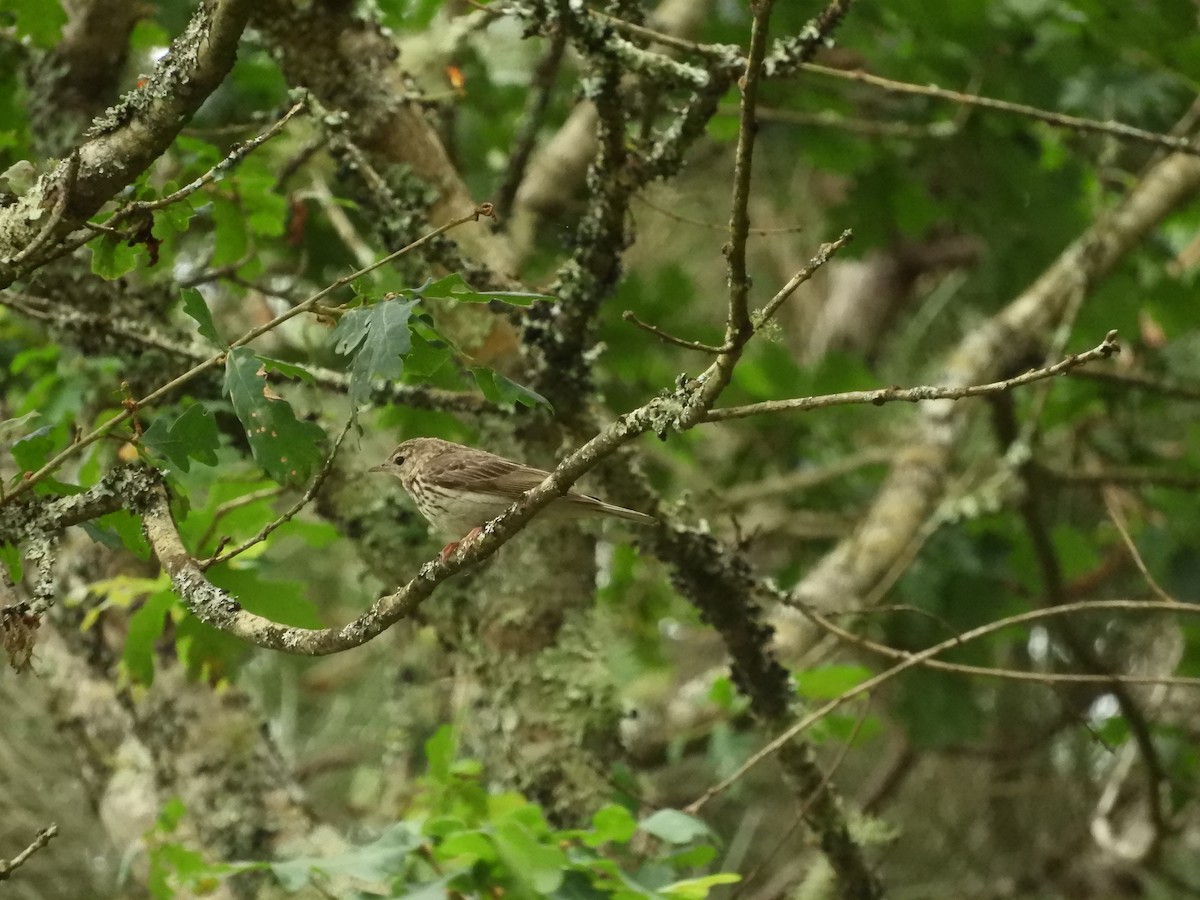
[393,455,405,466]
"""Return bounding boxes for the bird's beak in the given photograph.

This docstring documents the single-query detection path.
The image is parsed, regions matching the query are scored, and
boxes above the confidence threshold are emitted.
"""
[368,463,389,473]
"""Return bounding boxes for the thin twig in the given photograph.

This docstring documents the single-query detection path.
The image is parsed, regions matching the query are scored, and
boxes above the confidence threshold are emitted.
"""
[733,700,873,899]
[621,310,729,354]
[754,229,853,328]
[798,63,1200,158]
[199,418,353,569]
[0,290,492,417]
[634,193,807,235]
[704,330,1121,422]
[1045,466,1200,490]
[0,824,58,882]
[722,0,775,345]
[1068,366,1200,401]
[736,104,956,139]
[194,485,286,552]
[1100,483,1178,605]
[806,603,1198,687]
[496,31,567,219]
[124,99,307,214]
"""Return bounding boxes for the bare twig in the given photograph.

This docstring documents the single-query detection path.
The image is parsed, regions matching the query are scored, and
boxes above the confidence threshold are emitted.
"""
[194,485,286,552]
[1046,466,1200,490]
[799,62,1200,158]
[754,229,853,329]
[621,310,729,354]
[806,603,1199,688]
[1101,484,1178,605]
[496,32,567,219]
[0,824,58,882]
[737,104,956,139]
[199,418,353,569]
[722,0,774,345]
[704,330,1121,422]
[635,192,808,236]
[733,700,874,899]
[0,291,493,417]
[130,98,307,213]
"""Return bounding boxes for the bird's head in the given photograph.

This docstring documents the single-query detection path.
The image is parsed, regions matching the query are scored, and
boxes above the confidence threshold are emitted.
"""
[369,438,449,487]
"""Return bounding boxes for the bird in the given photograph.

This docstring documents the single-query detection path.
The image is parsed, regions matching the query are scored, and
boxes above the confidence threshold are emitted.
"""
[370,437,655,561]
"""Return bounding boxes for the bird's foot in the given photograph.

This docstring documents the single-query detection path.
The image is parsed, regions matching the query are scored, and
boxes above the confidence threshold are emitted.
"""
[439,527,484,563]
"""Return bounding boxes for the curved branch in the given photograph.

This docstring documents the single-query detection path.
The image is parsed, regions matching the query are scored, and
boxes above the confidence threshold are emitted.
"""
[0,0,255,285]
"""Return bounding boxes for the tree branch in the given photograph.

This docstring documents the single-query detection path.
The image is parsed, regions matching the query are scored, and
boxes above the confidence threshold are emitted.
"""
[0,824,58,882]
[0,0,256,286]
[705,331,1120,422]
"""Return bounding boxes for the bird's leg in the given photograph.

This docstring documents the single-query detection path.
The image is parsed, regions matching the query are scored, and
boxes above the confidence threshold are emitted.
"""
[439,527,484,563]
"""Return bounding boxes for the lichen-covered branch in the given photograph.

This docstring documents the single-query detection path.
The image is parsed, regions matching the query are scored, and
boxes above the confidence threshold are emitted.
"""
[0,0,255,286]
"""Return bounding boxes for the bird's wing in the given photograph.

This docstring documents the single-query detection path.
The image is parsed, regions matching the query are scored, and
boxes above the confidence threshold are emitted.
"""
[424,452,552,498]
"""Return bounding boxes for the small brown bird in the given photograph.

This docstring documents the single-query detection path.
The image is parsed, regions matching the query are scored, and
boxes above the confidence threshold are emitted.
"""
[370,437,655,561]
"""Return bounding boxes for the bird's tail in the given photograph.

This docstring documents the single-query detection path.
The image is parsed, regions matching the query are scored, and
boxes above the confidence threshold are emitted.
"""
[581,496,656,525]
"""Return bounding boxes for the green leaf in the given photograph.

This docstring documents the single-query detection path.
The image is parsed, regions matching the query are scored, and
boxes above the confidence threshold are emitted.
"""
[437,830,495,863]
[660,873,741,898]
[666,843,717,869]
[425,725,456,784]
[155,193,195,238]
[404,327,453,378]
[255,355,315,384]
[84,510,152,560]
[639,810,711,845]
[9,424,55,471]
[706,113,741,143]
[122,590,178,686]
[418,272,550,307]
[5,0,66,47]
[141,404,220,473]
[223,347,326,483]
[270,823,420,890]
[210,195,248,266]
[332,296,419,408]
[0,546,22,585]
[708,674,736,710]
[793,665,873,701]
[90,234,140,279]
[490,820,566,895]
[207,563,322,629]
[154,796,188,834]
[587,804,638,846]
[238,164,288,237]
[180,289,224,347]
[470,367,552,411]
